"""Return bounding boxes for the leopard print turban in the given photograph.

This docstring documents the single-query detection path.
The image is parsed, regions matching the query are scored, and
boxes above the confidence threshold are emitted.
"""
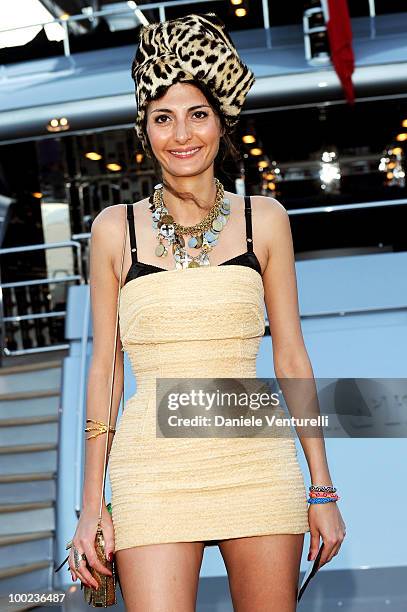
[131,12,255,152]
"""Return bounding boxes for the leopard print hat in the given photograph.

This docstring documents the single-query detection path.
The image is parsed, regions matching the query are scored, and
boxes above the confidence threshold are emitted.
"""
[131,12,255,152]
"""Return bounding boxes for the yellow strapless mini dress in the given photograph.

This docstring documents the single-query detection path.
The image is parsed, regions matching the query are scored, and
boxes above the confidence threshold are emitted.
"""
[109,265,310,552]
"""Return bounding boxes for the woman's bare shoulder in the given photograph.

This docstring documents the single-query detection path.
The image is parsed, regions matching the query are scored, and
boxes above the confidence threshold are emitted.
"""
[91,200,148,235]
[225,191,286,215]
[91,204,126,236]
[251,194,287,216]
[247,195,289,263]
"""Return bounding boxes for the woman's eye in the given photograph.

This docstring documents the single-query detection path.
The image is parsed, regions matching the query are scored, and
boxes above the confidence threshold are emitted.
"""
[155,114,169,124]
[154,111,208,124]
[193,111,208,119]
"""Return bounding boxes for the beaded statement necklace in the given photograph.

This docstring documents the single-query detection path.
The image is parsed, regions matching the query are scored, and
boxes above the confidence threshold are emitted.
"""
[148,178,231,269]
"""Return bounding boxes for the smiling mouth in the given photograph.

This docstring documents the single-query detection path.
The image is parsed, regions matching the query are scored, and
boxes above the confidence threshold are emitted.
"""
[168,147,202,158]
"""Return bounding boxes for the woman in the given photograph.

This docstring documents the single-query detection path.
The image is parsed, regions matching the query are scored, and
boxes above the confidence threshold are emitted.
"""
[68,13,346,611]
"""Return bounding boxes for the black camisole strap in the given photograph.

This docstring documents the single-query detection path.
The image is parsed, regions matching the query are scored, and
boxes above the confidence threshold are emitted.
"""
[244,195,254,253]
[126,204,138,264]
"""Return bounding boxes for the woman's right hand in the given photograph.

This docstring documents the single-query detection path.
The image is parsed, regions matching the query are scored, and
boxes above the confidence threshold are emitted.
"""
[69,504,115,589]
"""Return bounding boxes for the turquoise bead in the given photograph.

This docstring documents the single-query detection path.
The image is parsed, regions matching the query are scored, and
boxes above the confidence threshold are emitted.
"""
[204,231,217,243]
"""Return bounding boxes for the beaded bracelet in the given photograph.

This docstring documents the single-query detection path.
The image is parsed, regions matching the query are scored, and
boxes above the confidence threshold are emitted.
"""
[309,493,339,498]
[308,497,340,504]
[307,484,339,504]
[309,491,338,498]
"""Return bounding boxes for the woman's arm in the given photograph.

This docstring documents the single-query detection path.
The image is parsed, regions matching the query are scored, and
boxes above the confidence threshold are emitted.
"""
[81,204,126,512]
[67,205,127,587]
[257,196,346,568]
[256,195,332,486]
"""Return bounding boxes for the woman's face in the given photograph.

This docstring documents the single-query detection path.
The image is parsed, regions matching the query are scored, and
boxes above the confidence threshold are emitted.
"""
[146,82,224,178]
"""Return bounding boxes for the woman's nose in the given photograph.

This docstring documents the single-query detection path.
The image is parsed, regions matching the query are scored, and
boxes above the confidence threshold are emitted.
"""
[174,120,192,142]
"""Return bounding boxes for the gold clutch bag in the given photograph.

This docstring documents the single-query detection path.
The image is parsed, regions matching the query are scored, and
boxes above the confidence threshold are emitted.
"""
[58,503,118,607]
[83,521,117,607]
[55,206,128,606]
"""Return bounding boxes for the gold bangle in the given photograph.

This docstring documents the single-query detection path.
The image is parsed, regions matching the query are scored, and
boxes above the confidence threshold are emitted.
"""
[84,418,116,440]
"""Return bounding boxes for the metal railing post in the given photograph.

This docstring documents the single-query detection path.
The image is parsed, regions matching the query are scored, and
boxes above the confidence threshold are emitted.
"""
[368,0,376,18]
[62,20,70,57]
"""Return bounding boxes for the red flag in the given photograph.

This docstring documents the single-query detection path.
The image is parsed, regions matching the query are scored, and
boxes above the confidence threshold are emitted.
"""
[321,0,355,105]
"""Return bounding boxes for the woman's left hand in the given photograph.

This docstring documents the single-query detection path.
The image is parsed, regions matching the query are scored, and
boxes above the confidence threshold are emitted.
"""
[308,502,346,568]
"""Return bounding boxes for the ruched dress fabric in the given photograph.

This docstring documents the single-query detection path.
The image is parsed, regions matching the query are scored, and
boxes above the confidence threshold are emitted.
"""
[109,264,310,552]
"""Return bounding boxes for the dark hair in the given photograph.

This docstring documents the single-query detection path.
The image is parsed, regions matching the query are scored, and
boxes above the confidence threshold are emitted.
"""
[141,80,242,210]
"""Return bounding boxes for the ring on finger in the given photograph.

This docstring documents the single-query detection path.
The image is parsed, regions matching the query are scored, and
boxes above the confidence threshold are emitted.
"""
[73,546,87,571]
